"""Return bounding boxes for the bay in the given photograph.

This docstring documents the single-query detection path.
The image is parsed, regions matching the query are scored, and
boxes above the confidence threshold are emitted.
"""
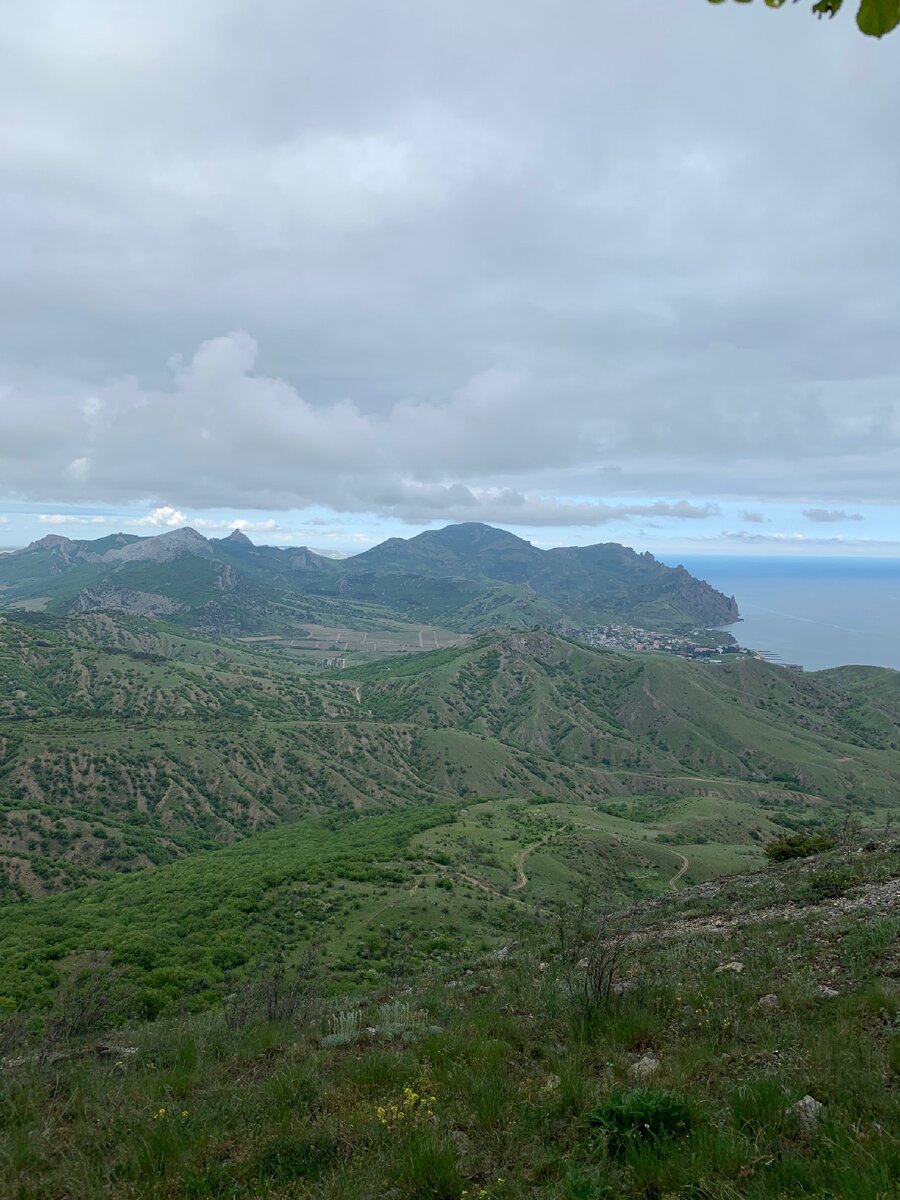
[660,555,900,672]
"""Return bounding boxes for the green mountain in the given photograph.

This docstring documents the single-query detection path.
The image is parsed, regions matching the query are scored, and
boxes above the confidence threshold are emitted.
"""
[1,612,896,908]
[0,522,739,635]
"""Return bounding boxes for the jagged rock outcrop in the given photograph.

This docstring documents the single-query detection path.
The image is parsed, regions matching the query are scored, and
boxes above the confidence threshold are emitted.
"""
[69,588,184,617]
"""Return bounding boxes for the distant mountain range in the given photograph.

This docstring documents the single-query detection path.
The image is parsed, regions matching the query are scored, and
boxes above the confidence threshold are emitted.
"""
[0,522,738,635]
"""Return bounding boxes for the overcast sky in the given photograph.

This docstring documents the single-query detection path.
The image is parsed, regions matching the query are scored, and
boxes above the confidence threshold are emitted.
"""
[1,0,898,556]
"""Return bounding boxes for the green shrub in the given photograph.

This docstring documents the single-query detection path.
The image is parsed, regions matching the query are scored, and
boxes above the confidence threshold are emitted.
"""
[805,867,857,901]
[889,1033,900,1075]
[588,1089,692,1156]
[765,833,836,862]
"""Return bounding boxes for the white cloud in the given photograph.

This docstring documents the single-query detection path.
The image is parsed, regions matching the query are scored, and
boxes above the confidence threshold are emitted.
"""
[192,516,280,532]
[228,518,278,532]
[133,506,187,527]
[13,329,895,526]
[720,531,894,548]
[67,458,90,481]
[38,513,111,525]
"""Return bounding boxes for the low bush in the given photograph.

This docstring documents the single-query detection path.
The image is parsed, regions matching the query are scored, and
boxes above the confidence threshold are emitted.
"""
[588,1089,693,1156]
[805,867,858,901]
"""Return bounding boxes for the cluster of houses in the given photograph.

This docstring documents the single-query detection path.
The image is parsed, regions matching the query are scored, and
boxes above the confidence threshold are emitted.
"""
[575,623,750,662]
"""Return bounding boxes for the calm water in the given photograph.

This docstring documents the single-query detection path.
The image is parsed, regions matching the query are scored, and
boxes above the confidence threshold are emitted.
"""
[660,555,900,673]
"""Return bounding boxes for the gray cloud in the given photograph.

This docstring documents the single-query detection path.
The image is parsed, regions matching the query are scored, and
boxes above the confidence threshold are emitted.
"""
[740,511,767,524]
[2,331,726,523]
[0,2,898,522]
[802,508,864,523]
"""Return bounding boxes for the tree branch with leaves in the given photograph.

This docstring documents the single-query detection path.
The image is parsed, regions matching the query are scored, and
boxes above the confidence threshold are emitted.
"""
[708,0,900,38]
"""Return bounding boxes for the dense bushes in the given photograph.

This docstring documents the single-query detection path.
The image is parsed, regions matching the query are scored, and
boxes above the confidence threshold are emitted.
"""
[764,832,836,861]
[0,805,462,1018]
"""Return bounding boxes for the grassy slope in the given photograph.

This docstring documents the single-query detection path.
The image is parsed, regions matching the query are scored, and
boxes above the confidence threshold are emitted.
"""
[356,631,900,797]
[1,845,896,1200]
[0,615,897,1196]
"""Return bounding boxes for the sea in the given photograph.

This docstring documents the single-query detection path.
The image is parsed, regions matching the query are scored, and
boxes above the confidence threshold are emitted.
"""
[660,555,900,673]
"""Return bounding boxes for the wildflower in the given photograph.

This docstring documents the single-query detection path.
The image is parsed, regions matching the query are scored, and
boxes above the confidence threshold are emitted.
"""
[375,1084,437,1129]
[181,1110,189,1120]
[152,1107,167,1121]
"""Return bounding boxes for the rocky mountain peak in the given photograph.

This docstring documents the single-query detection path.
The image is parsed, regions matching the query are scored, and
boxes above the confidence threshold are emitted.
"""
[102,527,213,565]
[224,529,253,546]
[24,534,74,553]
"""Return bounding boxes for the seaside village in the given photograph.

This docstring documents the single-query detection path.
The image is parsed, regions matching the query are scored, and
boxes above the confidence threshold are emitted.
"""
[575,623,804,670]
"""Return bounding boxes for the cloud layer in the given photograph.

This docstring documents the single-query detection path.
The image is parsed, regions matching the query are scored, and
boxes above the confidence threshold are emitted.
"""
[1,2,899,528]
[803,508,864,524]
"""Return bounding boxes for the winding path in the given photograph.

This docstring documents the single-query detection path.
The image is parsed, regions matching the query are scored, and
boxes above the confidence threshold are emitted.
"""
[668,851,690,891]
[510,837,552,892]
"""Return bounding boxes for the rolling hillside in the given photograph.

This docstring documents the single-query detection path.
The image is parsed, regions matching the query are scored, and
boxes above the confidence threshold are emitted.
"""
[1,613,896,907]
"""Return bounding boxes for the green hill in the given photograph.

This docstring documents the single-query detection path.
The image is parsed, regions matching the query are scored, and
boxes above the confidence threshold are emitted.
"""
[1,613,897,1008]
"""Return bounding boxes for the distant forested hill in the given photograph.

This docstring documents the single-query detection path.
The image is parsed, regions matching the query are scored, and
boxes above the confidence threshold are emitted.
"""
[0,522,738,635]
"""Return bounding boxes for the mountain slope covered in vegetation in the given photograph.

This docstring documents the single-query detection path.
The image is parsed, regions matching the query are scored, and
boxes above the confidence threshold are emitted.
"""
[1,611,896,922]
[0,523,739,635]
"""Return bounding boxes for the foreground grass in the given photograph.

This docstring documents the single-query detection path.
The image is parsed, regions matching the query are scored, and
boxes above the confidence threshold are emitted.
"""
[2,850,897,1199]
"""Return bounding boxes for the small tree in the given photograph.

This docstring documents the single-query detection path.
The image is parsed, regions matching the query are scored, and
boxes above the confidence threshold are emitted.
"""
[837,813,863,863]
[223,947,319,1032]
[44,960,126,1046]
[883,811,895,843]
[556,885,636,1012]
[764,832,836,862]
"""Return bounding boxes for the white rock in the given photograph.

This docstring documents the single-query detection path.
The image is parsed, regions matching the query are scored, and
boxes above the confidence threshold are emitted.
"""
[816,985,840,999]
[757,993,780,1012]
[629,1054,660,1079]
[715,961,744,974]
[787,1094,826,1131]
